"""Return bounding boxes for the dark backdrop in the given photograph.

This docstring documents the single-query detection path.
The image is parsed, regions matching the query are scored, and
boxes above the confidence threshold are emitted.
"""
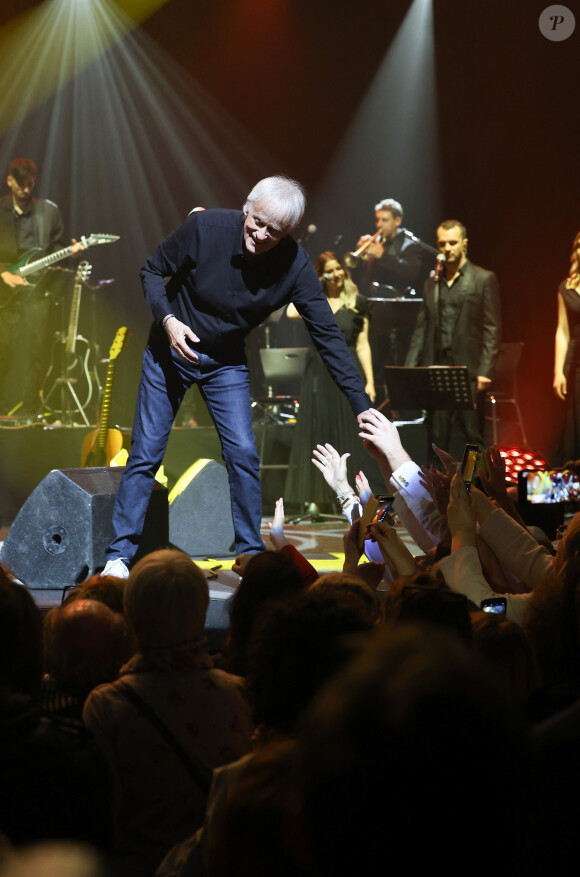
[0,0,578,462]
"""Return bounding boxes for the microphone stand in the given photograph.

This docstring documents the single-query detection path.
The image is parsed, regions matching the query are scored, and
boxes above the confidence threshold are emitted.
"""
[402,229,439,257]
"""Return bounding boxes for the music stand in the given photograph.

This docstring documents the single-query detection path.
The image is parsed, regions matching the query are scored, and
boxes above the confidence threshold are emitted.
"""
[384,365,474,458]
[255,348,309,425]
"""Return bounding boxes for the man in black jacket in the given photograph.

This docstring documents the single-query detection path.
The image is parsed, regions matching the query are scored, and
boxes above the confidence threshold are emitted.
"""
[355,197,423,295]
[405,219,501,452]
[101,176,373,578]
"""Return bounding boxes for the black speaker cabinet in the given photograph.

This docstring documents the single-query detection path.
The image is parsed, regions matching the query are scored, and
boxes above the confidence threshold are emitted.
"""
[0,467,168,589]
[169,458,235,557]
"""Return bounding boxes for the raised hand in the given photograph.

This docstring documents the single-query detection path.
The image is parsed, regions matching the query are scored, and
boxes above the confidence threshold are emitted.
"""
[447,469,477,549]
[311,443,351,494]
[267,497,289,549]
[368,519,416,577]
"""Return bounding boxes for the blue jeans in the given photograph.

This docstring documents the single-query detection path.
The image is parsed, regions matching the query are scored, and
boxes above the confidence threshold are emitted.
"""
[106,339,266,562]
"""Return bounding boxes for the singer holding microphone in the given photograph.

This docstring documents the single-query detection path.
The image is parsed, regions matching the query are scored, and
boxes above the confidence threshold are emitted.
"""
[405,219,501,454]
[284,251,377,512]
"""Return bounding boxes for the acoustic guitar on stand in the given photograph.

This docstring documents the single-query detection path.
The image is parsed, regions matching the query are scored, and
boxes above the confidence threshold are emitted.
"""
[81,326,128,467]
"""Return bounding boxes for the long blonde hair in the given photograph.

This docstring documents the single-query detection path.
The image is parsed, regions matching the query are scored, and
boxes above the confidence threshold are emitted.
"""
[566,231,580,289]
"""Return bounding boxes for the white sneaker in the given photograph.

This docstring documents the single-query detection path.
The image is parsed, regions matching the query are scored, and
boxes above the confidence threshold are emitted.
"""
[101,558,130,579]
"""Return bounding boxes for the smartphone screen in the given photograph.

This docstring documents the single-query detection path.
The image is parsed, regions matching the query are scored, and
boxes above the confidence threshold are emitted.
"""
[481,597,507,615]
[518,468,580,505]
[461,444,479,492]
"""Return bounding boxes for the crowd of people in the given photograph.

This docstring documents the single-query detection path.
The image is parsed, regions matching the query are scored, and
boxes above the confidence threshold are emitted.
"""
[2,163,580,874]
[2,407,580,875]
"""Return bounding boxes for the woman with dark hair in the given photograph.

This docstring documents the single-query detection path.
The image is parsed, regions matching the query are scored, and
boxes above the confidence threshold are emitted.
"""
[554,230,580,460]
[285,252,376,510]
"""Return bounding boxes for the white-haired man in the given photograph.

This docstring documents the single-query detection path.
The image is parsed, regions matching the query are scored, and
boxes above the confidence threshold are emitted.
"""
[102,176,373,577]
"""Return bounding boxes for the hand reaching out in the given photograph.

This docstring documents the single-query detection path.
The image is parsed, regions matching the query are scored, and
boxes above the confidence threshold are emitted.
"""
[232,553,253,576]
[267,497,289,549]
[342,519,385,590]
[476,446,507,501]
[357,408,410,484]
[432,443,459,477]
[355,470,372,508]
[311,443,351,494]
[368,520,416,577]
[447,469,477,550]
[419,464,451,518]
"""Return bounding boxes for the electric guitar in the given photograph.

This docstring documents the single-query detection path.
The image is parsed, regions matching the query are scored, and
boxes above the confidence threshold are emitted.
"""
[81,327,129,467]
[0,233,120,309]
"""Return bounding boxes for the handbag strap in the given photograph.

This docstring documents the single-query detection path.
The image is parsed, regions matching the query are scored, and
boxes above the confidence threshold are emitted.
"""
[116,679,212,796]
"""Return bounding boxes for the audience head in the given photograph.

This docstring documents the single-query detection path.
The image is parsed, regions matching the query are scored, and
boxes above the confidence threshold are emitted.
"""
[296,623,531,874]
[0,565,43,700]
[43,599,127,700]
[226,551,305,676]
[124,549,209,651]
[382,571,473,644]
[0,841,107,877]
[245,588,373,737]
[311,572,381,624]
[63,575,125,614]
[471,611,541,703]
[524,513,580,692]
[208,741,301,877]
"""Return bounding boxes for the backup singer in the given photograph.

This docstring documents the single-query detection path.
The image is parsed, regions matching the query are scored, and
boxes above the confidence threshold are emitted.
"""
[285,251,376,509]
[405,219,501,453]
[554,230,580,461]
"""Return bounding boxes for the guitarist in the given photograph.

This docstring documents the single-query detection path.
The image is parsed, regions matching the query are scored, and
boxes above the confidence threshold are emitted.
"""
[0,157,85,417]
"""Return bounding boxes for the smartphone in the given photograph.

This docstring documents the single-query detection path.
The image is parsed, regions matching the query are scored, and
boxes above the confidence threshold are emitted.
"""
[372,495,394,525]
[481,597,507,615]
[358,493,379,549]
[518,468,580,505]
[461,443,479,492]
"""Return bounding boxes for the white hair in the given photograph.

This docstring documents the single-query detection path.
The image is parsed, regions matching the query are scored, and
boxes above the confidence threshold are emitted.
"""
[243,175,306,232]
[374,197,403,220]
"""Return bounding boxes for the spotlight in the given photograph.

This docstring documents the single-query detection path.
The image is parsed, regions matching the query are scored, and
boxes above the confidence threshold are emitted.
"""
[497,447,549,484]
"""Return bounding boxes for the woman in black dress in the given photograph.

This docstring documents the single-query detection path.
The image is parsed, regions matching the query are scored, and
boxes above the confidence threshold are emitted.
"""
[554,230,580,461]
[284,252,376,509]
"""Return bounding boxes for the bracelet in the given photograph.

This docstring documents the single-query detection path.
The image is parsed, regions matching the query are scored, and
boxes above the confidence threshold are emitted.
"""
[338,492,357,507]
[161,313,175,327]
[336,488,355,501]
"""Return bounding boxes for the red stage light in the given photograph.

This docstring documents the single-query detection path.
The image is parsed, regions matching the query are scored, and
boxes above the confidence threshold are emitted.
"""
[497,447,549,484]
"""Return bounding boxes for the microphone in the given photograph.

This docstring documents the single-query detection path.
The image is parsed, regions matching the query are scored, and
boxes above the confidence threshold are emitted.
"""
[433,254,445,281]
[333,233,343,248]
[299,224,317,244]
[323,272,333,281]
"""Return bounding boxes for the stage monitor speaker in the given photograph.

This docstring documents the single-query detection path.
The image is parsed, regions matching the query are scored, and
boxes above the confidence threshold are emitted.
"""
[0,467,168,589]
[169,458,235,557]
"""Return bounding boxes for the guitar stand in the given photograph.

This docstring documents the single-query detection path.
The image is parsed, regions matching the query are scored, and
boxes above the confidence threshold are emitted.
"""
[41,373,92,427]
